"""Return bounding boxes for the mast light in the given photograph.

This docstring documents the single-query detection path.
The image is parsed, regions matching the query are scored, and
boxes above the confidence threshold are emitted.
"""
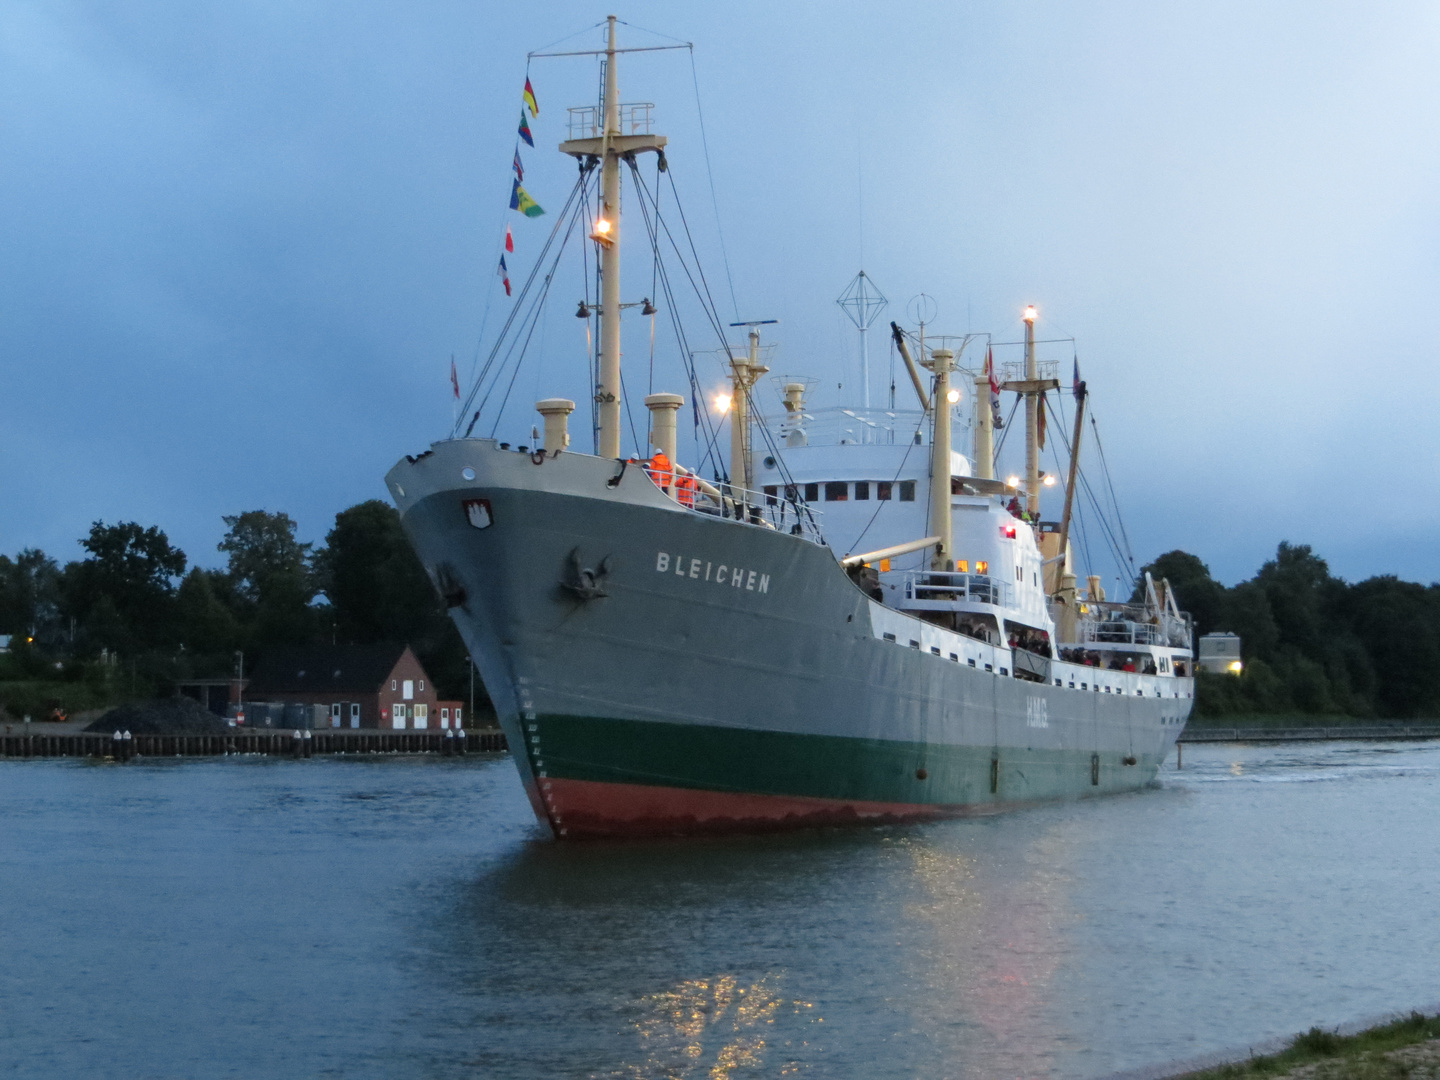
[1006,475,1020,488]
[1023,305,1037,323]
[714,393,732,414]
[590,217,615,245]
[945,388,961,404]
[1042,474,1057,487]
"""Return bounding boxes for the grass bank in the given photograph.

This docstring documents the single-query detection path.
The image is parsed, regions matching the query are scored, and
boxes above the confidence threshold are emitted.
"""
[1177,1012,1440,1079]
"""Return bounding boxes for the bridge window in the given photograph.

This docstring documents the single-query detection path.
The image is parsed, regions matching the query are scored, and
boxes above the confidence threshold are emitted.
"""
[763,485,778,504]
[899,481,916,501]
[877,481,893,500]
[825,482,848,501]
[854,481,870,500]
[804,482,819,502]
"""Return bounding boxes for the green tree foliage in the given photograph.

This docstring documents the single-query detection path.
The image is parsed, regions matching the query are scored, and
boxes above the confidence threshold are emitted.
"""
[64,522,187,650]
[315,500,471,699]
[175,569,241,656]
[0,549,63,642]
[218,511,320,649]
[1144,542,1440,720]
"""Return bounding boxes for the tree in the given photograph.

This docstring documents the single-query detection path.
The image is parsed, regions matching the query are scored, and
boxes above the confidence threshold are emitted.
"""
[0,549,63,643]
[218,511,319,649]
[175,568,241,657]
[1135,550,1226,637]
[315,500,472,699]
[64,522,186,650]
[218,511,312,606]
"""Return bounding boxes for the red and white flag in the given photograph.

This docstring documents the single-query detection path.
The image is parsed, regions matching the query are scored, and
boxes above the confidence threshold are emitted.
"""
[504,224,514,253]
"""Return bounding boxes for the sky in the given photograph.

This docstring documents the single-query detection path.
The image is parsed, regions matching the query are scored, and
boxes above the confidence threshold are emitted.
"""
[3,0,1439,587]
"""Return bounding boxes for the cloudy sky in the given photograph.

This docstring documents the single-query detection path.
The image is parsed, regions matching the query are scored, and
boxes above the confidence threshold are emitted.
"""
[3,1,1438,586]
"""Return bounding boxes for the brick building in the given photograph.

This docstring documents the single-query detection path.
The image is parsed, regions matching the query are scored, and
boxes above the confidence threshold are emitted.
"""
[245,643,464,730]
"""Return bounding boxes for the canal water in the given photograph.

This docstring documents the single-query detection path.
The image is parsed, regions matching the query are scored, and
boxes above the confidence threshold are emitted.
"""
[3,740,1440,1079]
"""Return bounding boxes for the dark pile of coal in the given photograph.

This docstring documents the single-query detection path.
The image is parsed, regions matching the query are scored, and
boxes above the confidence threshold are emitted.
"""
[85,697,231,735]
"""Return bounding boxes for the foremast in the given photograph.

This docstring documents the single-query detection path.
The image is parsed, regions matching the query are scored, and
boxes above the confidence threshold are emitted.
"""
[558,16,667,459]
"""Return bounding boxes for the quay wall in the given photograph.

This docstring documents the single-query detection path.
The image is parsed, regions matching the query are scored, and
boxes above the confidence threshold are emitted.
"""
[0,729,507,760]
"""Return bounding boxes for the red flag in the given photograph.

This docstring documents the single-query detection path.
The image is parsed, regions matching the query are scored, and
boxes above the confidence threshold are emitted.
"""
[505,224,514,253]
[450,359,460,400]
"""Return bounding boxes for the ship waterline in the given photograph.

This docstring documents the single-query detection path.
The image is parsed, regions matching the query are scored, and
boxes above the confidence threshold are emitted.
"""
[387,440,1188,839]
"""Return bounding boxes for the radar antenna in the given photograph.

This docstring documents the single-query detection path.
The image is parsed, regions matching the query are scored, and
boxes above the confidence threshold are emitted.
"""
[836,270,888,408]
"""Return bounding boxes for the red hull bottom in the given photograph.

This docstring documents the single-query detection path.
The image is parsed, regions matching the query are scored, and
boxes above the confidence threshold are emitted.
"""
[535,777,1004,839]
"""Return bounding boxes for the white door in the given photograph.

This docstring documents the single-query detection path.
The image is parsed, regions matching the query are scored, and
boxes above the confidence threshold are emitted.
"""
[330,704,341,728]
[349,703,360,728]
[413,704,428,729]
[392,705,406,730]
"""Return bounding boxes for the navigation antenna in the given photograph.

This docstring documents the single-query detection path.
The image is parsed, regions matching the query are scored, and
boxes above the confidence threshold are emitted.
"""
[836,271,888,409]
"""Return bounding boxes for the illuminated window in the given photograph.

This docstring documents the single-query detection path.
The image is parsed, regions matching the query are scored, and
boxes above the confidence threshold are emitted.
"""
[976,560,989,574]
[824,482,848,501]
[899,481,916,501]
[956,560,969,573]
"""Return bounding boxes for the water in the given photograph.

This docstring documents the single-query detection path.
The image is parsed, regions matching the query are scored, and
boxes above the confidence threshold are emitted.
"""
[3,742,1440,1079]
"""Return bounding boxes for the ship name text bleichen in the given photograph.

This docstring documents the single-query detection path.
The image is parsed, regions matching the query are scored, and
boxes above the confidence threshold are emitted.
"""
[656,552,771,593]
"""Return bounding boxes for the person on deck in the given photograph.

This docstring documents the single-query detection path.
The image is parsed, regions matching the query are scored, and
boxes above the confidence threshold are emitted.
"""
[648,450,673,493]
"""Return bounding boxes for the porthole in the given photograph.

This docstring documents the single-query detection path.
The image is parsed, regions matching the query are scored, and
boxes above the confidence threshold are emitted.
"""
[763,455,777,469]
[461,467,476,481]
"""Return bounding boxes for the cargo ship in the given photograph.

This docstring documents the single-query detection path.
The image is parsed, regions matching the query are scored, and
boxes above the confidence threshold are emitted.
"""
[386,17,1194,838]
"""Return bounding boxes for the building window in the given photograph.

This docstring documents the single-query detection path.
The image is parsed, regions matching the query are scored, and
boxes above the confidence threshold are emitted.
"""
[854,481,870,500]
[804,482,819,502]
[402,679,414,700]
[391,679,396,691]
[418,680,424,692]
[824,482,848,501]
[441,707,449,721]
[899,480,916,501]
[877,481,892,500]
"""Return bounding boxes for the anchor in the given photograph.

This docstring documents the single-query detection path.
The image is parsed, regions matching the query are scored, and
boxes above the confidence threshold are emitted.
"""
[562,547,612,601]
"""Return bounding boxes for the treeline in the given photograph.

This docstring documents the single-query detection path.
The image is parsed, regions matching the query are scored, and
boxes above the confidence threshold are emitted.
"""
[1144,544,1440,720]
[0,502,470,719]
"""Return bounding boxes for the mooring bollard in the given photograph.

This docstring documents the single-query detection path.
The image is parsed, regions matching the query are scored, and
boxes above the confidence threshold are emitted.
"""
[457,728,467,755]
[303,729,313,758]
[112,730,122,761]
[443,729,454,757]
[291,730,303,759]
[122,730,134,762]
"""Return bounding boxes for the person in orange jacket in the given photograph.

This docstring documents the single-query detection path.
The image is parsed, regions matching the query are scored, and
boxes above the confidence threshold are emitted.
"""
[674,471,697,508]
[648,450,673,493]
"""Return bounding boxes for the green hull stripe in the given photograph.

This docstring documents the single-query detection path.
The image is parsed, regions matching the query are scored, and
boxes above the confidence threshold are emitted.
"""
[531,715,1158,807]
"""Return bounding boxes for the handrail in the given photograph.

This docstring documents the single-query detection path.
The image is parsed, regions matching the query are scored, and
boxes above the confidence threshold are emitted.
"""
[897,569,1014,608]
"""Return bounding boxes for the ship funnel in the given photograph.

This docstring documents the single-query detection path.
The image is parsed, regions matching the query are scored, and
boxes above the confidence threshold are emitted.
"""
[644,393,684,464]
[535,399,576,454]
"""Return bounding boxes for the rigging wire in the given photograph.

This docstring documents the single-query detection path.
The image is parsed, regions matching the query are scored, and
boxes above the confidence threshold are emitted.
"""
[458,164,593,434]
[488,189,589,434]
[686,49,740,322]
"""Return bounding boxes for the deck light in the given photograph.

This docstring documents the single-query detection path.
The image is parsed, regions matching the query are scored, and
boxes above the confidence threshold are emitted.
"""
[1006,475,1020,488]
[1042,474,1057,487]
[590,217,614,245]
[945,388,961,404]
[714,392,732,414]
[1022,305,1037,323]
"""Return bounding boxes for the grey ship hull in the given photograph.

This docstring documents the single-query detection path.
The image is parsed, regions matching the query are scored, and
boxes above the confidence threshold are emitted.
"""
[387,439,1192,838]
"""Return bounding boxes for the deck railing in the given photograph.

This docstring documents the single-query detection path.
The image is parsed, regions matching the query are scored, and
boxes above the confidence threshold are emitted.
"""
[899,570,1014,609]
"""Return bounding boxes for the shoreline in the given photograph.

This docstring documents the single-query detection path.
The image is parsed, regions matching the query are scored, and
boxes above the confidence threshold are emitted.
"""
[1101,1006,1440,1080]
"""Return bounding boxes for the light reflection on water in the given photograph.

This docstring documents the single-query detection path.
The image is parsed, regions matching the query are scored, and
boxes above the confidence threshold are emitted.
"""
[3,741,1440,1079]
